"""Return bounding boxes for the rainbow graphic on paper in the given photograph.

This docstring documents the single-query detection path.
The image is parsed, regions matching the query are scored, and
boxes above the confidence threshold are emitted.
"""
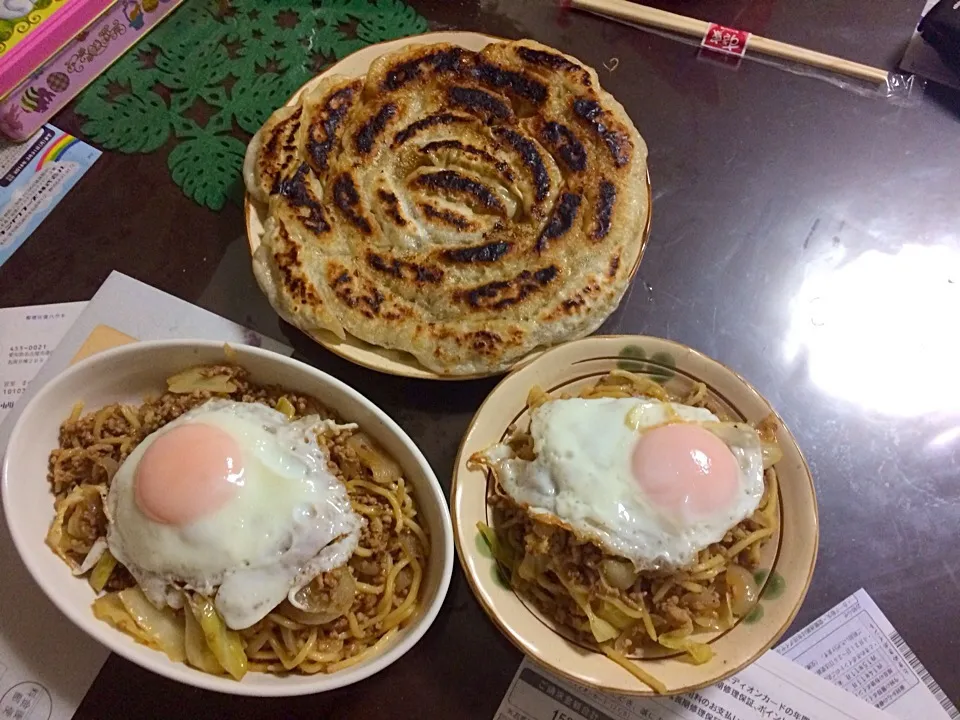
[35,131,79,169]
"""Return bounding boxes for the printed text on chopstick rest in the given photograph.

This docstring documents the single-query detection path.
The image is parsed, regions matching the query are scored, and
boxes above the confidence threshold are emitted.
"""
[701,23,751,57]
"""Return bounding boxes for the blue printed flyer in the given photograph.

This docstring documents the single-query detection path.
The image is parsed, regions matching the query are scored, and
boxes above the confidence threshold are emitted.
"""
[0,124,100,268]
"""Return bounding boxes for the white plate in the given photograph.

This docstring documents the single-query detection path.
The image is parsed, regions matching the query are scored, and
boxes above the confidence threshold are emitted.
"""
[2,340,453,696]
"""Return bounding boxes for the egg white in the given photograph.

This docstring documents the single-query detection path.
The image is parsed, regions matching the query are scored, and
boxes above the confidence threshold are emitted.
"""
[105,399,362,629]
[481,397,766,569]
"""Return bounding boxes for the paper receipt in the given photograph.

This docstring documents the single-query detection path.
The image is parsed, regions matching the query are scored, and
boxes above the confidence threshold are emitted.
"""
[777,589,958,719]
[492,589,956,720]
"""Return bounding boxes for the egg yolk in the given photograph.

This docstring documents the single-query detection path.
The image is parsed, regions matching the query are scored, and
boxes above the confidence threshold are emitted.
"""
[631,423,738,519]
[134,423,244,525]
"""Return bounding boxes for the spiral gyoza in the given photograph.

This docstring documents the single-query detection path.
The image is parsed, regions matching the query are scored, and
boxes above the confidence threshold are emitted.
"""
[244,39,649,376]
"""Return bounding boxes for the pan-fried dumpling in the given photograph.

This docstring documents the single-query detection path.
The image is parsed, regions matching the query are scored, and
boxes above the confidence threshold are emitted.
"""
[244,39,649,376]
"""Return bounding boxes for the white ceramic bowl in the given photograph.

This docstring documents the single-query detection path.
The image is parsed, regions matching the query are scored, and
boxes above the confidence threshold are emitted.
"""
[1,340,454,696]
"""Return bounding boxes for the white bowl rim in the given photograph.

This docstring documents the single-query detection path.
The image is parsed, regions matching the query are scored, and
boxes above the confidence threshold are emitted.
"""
[1,339,454,696]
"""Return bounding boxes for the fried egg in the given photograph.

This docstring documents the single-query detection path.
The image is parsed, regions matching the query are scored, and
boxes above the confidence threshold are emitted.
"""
[479,396,766,569]
[105,399,362,630]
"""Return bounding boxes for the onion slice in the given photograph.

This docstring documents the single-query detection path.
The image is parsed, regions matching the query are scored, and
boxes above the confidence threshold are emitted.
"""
[289,567,356,623]
[725,564,759,616]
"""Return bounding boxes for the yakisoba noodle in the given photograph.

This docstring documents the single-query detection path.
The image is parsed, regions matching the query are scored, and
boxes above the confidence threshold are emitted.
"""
[45,363,429,678]
[477,371,779,693]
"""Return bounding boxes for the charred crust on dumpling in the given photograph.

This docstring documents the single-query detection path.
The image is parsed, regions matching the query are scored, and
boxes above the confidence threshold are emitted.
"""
[425,325,524,359]
[326,264,387,319]
[413,170,505,214]
[419,203,477,232]
[471,62,548,105]
[493,127,550,203]
[264,108,303,194]
[366,251,444,284]
[441,240,512,264]
[369,252,444,284]
[546,281,603,319]
[516,46,592,86]
[354,103,398,155]
[572,98,632,167]
[536,192,582,252]
[446,86,513,123]
[539,121,587,173]
[383,47,469,91]
[332,173,372,234]
[470,330,504,355]
[391,113,473,148]
[427,327,500,357]
[608,253,621,278]
[593,180,616,240]
[420,140,515,182]
[276,163,330,234]
[271,223,322,306]
[456,266,560,310]
[375,189,408,227]
[306,83,360,173]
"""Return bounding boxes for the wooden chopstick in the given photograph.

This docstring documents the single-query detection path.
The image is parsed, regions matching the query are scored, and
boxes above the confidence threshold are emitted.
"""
[568,0,890,85]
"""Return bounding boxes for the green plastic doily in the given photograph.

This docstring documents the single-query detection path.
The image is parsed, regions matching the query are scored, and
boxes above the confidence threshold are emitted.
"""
[75,0,428,210]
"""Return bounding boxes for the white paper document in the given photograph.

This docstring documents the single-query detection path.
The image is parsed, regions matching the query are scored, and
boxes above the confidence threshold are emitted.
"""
[0,302,86,424]
[0,272,292,720]
[493,590,956,720]
[777,589,958,720]
[496,649,891,720]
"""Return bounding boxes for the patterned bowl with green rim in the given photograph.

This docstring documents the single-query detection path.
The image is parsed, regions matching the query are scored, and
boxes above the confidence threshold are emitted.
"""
[451,335,818,695]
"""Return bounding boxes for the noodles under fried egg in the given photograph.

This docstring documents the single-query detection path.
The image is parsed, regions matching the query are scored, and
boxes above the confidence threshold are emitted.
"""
[45,363,429,679]
[473,371,779,692]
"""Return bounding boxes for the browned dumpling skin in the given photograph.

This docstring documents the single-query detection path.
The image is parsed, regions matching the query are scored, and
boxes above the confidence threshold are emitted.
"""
[244,39,649,376]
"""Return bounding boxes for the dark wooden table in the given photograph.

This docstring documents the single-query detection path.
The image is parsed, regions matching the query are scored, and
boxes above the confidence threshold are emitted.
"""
[2,0,959,716]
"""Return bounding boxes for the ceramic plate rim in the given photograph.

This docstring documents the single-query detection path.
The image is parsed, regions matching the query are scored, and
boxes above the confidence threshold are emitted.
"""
[1,339,454,696]
[451,334,819,696]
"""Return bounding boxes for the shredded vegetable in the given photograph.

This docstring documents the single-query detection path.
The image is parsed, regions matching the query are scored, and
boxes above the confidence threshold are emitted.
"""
[184,602,224,674]
[45,484,106,570]
[93,594,144,640]
[89,549,117,592]
[657,629,714,665]
[556,573,619,643]
[477,521,515,571]
[290,567,356,621]
[600,645,669,693]
[166,368,237,394]
[187,595,248,680]
[118,588,186,662]
[275,396,296,418]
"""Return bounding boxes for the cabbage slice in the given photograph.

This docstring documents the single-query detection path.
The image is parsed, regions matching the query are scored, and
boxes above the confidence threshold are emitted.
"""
[186,594,247,680]
[657,629,714,664]
[184,602,225,674]
[118,587,186,663]
[92,588,186,664]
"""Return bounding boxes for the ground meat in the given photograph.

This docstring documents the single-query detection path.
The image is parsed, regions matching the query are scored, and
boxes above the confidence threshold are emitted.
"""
[361,515,388,552]
[351,557,382,577]
[105,564,136,592]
